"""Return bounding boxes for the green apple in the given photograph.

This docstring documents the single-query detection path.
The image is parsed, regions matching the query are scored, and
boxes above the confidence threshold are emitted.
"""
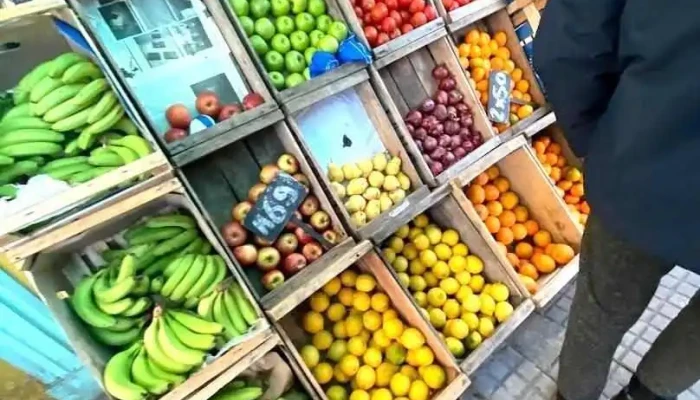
[250,35,269,55]
[230,0,250,16]
[275,16,295,35]
[264,50,285,71]
[304,47,317,64]
[317,35,339,53]
[250,0,271,18]
[290,30,310,52]
[309,30,325,47]
[270,0,290,16]
[286,72,305,88]
[271,33,291,54]
[290,0,307,14]
[315,15,332,32]
[303,67,311,80]
[254,18,275,40]
[328,21,348,41]
[295,12,315,33]
[285,50,306,73]
[269,71,286,90]
[240,16,255,37]
[306,0,326,17]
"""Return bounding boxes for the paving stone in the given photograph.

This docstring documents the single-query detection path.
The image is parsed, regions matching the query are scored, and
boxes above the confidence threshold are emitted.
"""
[685,272,700,288]
[677,282,698,297]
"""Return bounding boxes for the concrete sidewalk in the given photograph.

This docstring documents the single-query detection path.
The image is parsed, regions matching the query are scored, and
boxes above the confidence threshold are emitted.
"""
[462,266,700,400]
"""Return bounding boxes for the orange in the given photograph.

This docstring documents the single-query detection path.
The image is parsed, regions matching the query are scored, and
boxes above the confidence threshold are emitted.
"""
[471,67,486,82]
[506,253,520,267]
[541,164,552,176]
[494,47,510,60]
[486,201,503,217]
[510,104,520,114]
[473,172,489,186]
[499,210,516,228]
[474,204,489,221]
[544,243,557,256]
[500,191,519,210]
[538,136,551,148]
[544,153,558,166]
[519,262,538,280]
[564,195,580,204]
[480,91,489,106]
[513,205,529,222]
[485,216,501,234]
[479,32,491,46]
[493,177,510,192]
[580,201,591,215]
[469,45,482,59]
[533,141,546,155]
[546,143,562,155]
[459,56,469,69]
[511,90,524,100]
[533,230,552,247]
[520,275,538,294]
[556,155,567,168]
[515,80,529,93]
[533,247,544,256]
[557,180,573,191]
[551,244,575,265]
[515,242,534,259]
[486,166,500,180]
[466,185,486,204]
[511,223,527,241]
[480,44,492,58]
[524,220,540,236]
[494,31,507,46]
[517,105,534,119]
[482,59,491,71]
[495,227,514,245]
[532,254,556,274]
[476,79,489,92]
[458,43,471,58]
[465,29,480,45]
[490,57,504,71]
[488,39,499,53]
[504,60,515,73]
[522,93,532,102]
[511,68,523,82]
[549,167,562,182]
[470,57,484,68]
[484,185,500,201]
[571,183,585,197]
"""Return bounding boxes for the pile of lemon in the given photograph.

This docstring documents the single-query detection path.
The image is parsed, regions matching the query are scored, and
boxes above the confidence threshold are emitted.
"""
[299,270,448,400]
[381,214,515,358]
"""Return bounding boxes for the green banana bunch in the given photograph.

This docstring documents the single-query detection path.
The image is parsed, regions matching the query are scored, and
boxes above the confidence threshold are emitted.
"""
[103,341,149,400]
[212,386,264,400]
[203,280,259,342]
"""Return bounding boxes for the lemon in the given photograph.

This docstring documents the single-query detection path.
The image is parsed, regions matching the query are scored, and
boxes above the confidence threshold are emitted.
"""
[396,272,410,287]
[420,365,446,389]
[371,292,390,312]
[452,243,469,257]
[363,310,382,331]
[350,390,371,400]
[462,293,481,313]
[442,299,461,319]
[455,271,471,286]
[410,346,434,367]
[383,309,398,322]
[344,315,364,336]
[390,373,411,396]
[356,274,377,292]
[354,291,371,311]
[479,293,496,316]
[383,248,397,264]
[469,274,485,293]
[313,362,334,384]
[402,243,418,260]
[383,318,404,339]
[400,365,419,381]
[392,256,409,272]
[439,277,460,295]
[490,283,510,302]
[400,328,425,350]
[445,337,465,358]
[423,271,438,288]
[387,236,405,253]
[355,365,377,390]
[412,234,430,251]
[328,303,347,322]
[461,312,480,330]
[427,287,447,307]
[428,308,446,329]
[335,365,351,383]
[482,283,493,297]
[372,329,392,349]
[465,331,483,350]
[371,388,392,400]
[341,270,358,287]
[479,317,495,338]
[434,243,452,261]
[413,214,429,227]
[418,250,437,268]
[431,261,450,279]
[339,287,356,306]
[324,277,342,296]
[455,285,472,302]
[300,345,320,368]
[447,255,466,274]
[408,380,430,400]
[465,255,484,274]
[345,336,366,357]
[376,362,398,387]
[327,385,349,400]
[359,329,372,343]
[412,291,427,307]
[446,318,469,339]
[438,229,457,246]
[303,311,324,333]
[495,301,514,322]
[395,224,410,238]
[424,226,442,245]
[363,347,384,368]
[309,292,330,313]
[409,259,426,275]
[334,321,348,339]
[340,354,361,376]
[409,276,427,292]
[386,342,407,365]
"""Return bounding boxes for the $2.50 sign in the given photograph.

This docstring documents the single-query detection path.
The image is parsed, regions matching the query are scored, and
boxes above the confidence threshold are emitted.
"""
[487,70,512,124]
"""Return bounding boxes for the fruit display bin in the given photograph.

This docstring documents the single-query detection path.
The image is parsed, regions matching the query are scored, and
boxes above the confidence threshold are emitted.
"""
[450,135,582,308]
[0,9,170,242]
[434,0,506,26]
[375,189,535,375]
[178,119,372,321]
[0,0,65,21]
[276,249,471,400]
[68,0,282,167]
[23,176,271,400]
[447,9,548,138]
[285,69,432,243]
[369,32,499,187]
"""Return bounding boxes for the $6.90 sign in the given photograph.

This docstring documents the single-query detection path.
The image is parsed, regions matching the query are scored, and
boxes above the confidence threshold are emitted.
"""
[487,70,512,124]
[243,173,308,242]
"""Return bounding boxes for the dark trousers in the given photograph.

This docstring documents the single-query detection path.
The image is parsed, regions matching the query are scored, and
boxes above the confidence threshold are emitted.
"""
[558,215,700,400]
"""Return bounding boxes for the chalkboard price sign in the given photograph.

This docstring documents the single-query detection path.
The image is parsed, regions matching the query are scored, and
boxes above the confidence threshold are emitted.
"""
[243,173,309,242]
[487,70,512,124]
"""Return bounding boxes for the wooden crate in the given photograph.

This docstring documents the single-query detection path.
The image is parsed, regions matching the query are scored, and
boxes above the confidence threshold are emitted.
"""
[508,0,546,29]
[179,120,370,321]
[369,33,499,187]
[0,0,64,20]
[23,177,271,400]
[434,0,507,27]
[276,249,471,400]
[0,10,171,240]
[285,69,431,243]
[375,189,534,375]
[450,136,582,308]
[68,0,281,167]
[446,9,547,138]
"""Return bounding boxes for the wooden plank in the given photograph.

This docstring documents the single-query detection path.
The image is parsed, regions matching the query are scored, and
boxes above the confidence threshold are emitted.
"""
[273,321,329,399]
[279,63,367,105]
[407,47,440,96]
[531,255,579,308]
[378,69,410,115]
[386,58,429,110]
[181,163,240,228]
[522,3,541,32]
[214,140,265,201]
[284,69,370,114]
[446,0,508,33]
[434,135,501,185]
[497,105,552,143]
[506,0,531,15]
[245,125,289,167]
[278,344,324,400]
[374,25,447,70]
[0,0,64,22]
[523,110,557,138]
[374,18,446,59]
[451,134,525,188]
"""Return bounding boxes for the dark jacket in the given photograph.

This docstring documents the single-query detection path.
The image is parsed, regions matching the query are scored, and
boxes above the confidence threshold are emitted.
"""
[534,0,700,271]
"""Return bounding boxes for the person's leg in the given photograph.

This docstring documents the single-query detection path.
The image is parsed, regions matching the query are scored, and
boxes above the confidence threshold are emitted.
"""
[558,215,672,400]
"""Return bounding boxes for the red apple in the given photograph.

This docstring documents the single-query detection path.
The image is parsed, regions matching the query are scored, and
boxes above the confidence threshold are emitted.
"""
[195,91,221,117]
[254,236,274,247]
[282,253,307,276]
[294,227,314,245]
[275,233,299,255]
[286,211,302,230]
[231,201,253,222]
[323,230,339,245]
[277,154,299,174]
[293,173,309,187]
[221,221,248,247]
[256,247,281,271]
[310,210,330,231]
[165,104,191,129]
[164,128,188,143]
[248,183,268,203]
[242,92,265,110]
[218,103,243,121]
[302,242,323,263]
[300,195,320,217]
[233,244,258,266]
[259,164,280,184]
[262,269,285,290]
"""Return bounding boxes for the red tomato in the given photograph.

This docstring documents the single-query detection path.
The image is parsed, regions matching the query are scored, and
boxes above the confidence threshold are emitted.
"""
[424,4,436,20]
[401,23,413,33]
[364,25,379,46]
[441,0,453,8]
[361,0,375,11]
[410,11,427,26]
[389,28,402,39]
[376,32,390,46]
[400,9,411,21]
[397,0,412,9]
[384,0,398,9]
[381,16,398,32]
[355,6,364,17]
[363,12,373,24]
[448,1,458,10]
[456,0,470,5]
[370,3,389,23]
[389,10,402,24]
[408,0,425,13]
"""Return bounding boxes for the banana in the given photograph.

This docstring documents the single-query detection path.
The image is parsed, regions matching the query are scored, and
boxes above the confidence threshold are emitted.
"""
[0,155,14,166]
[212,291,240,340]
[0,160,39,185]
[131,276,150,296]
[150,276,165,294]
[108,145,139,164]
[62,61,103,84]
[89,323,143,347]
[69,273,117,328]
[94,275,136,303]
[2,103,33,120]
[0,129,64,147]
[163,256,187,278]
[143,254,178,277]
[116,255,136,282]
[122,297,152,317]
[183,297,199,309]
[103,342,148,400]
[146,215,196,230]
[152,229,199,256]
[52,105,94,132]
[96,296,134,315]
[156,315,206,366]
[197,291,218,321]
[72,78,109,107]
[184,256,217,300]
[42,98,88,123]
[0,184,17,198]
[177,237,204,255]
[26,156,46,167]
[127,226,184,246]
[169,255,206,302]
[110,135,151,158]
[131,347,171,395]
[0,142,62,157]
[143,317,192,374]
[44,163,92,181]
[49,52,86,78]
[79,104,124,145]
[0,116,52,133]
[32,83,85,116]
[14,60,54,104]
[111,317,143,332]
[213,387,264,400]
[29,77,64,103]
[114,117,138,135]
[231,282,258,326]
[200,241,213,255]
[199,256,227,299]
[223,288,248,333]
[64,139,80,156]
[41,156,89,172]
[87,91,118,124]
[161,255,196,298]
[145,355,186,386]
[68,166,116,186]
[164,313,216,351]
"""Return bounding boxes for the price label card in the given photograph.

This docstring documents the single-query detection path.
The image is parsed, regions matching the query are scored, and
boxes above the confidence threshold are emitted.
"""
[243,173,309,242]
[487,70,512,124]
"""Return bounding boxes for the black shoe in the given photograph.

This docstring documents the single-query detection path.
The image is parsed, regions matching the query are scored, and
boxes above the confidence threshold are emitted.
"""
[612,375,676,400]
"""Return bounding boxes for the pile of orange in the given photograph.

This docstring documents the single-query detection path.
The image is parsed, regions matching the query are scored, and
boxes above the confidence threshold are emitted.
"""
[465,166,576,293]
[456,29,536,133]
[532,136,589,225]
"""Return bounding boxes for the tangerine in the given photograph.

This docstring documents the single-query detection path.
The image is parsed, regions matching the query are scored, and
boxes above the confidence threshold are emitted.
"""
[484,216,501,234]
[550,244,575,265]
[532,254,556,274]
[484,185,500,201]
[500,191,519,210]
[524,220,540,236]
[513,205,529,222]
[466,185,486,204]
[493,31,507,46]
[533,230,552,247]
[465,29,480,45]
[515,80,529,93]
[519,262,539,280]
[511,68,523,82]
[506,253,520,267]
[474,172,489,185]
[511,223,527,240]
[486,166,500,180]
[499,210,516,227]
[495,227,514,245]
[515,242,534,259]
[571,183,585,197]
[486,200,503,216]
[474,204,489,221]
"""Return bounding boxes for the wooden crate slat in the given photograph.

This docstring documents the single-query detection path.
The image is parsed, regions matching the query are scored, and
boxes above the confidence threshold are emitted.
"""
[386,58,430,110]
[0,0,65,21]
[285,69,371,114]
[373,25,447,70]
[446,0,507,32]
[180,164,240,228]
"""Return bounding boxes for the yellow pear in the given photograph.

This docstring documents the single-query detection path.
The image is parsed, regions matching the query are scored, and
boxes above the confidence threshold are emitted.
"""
[389,189,406,204]
[363,187,381,201]
[358,159,374,178]
[383,175,400,192]
[342,163,362,180]
[368,170,385,188]
[347,177,369,196]
[328,163,344,183]
[345,195,367,213]
[365,199,382,221]
[351,210,367,227]
[397,172,411,191]
[385,157,401,176]
[379,193,393,211]
[331,182,346,199]
[372,153,388,171]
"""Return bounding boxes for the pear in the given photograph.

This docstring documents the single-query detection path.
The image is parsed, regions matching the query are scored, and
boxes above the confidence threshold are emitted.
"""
[397,172,411,191]
[328,163,344,182]
[358,159,374,178]
[346,177,369,196]
[365,199,381,221]
[363,187,381,201]
[372,153,388,172]
[385,157,401,176]
[379,193,393,212]
[351,210,367,227]
[368,170,385,188]
[345,195,367,213]
[342,163,362,180]
[383,175,400,192]
[389,188,406,204]
[331,182,346,199]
